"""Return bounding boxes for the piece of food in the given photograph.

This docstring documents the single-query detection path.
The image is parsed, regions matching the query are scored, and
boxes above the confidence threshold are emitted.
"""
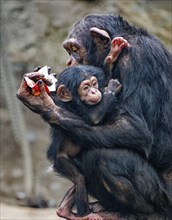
[24,66,57,96]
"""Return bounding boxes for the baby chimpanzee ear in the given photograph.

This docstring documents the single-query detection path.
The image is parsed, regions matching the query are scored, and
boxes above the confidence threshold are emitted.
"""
[90,27,111,50]
[57,85,72,102]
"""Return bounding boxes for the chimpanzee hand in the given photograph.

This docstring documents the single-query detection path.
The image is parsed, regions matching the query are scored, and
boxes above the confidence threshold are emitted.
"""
[105,37,130,65]
[104,79,122,95]
[34,66,52,74]
[16,72,57,114]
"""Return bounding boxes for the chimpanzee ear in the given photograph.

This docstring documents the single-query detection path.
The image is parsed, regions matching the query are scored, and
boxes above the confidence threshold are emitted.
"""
[57,85,72,102]
[90,27,111,49]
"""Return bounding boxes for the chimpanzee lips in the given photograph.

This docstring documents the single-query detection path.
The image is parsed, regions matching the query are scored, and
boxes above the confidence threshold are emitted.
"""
[87,96,102,105]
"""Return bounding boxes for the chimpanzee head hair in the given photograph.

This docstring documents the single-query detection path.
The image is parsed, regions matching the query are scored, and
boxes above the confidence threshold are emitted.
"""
[56,65,105,98]
[67,14,149,67]
[70,14,149,37]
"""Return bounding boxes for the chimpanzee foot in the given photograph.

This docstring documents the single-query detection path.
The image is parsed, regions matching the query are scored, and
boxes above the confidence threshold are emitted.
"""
[56,206,76,220]
[97,212,125,220]
[75,213,103,220]
[57,208,103,220]
[105,37,130,64]
[89,202,105,213]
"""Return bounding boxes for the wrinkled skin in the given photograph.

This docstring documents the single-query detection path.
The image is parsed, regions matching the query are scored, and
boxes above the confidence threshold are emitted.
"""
[17,14,172,220]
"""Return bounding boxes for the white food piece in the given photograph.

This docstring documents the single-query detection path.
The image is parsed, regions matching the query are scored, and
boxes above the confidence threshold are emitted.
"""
[38,66,57,92]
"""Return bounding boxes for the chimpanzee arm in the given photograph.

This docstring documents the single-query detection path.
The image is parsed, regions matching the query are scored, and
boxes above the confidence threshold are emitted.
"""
[17,75,152,158]
[87,79,122,125]
[87,94,118,125]
[42,104,152,158]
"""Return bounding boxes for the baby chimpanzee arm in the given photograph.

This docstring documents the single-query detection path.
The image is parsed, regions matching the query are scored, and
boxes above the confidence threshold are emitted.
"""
[87,79,122,125]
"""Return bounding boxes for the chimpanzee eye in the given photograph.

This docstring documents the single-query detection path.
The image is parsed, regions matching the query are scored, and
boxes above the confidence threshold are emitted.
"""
[71,46,78,53]
[83,86,89,91]
[92,81,98,87]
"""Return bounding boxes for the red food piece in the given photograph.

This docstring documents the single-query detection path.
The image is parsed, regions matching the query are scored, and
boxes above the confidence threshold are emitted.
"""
[24,76,50,96]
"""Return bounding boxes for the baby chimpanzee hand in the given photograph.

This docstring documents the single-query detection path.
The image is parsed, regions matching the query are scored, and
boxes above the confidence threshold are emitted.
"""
[104,79,122,95]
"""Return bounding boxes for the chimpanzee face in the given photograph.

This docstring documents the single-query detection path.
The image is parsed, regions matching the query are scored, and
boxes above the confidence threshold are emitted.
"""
[63,26,111,67]
[63,38,87,66]
[77,76,102,105]
[57,75,102,106]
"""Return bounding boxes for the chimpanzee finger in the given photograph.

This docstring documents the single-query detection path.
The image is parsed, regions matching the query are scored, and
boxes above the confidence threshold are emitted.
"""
[50,73,57,78]
[17,78,31,97]
[24,72,45,81]
[120,42,127,49]
[42,77,52,86]
[34,66,42,72]
[112,37,130,48]
[112,37,123,45]
[104,87,108,93]
[119,42,131,49]
[38,80,47,95]
[107,79,122,95]
[48,66,51,74]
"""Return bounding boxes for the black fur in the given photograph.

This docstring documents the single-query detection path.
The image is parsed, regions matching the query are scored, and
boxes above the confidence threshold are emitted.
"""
[53,14,172,218]
[46,64,120,216]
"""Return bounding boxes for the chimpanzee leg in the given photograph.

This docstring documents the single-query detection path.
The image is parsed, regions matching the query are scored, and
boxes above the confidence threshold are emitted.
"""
[55,157,106,220]
[54,157,89,218]
[82,149,169,217]
[57,187,106,220]
[89,202,124,220]
[89,202,105,213]
[57,186,76,219]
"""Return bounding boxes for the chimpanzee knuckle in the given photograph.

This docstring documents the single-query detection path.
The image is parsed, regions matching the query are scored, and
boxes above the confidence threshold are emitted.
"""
[112,79,119,83]
[24,72,34,79]
[115,85,122,94]
[33,66,41,72]
[120,42,128,49]
[47,66,51,74]
[106,79,122,94]
[24,73,28,77]
[113,79,120,86]
[105,56,111,64]
[16,92,22,100]
[108,79,117,88]
[112,37,121,45]
[24,72,39,80]
[106,84,113,91]
[27,72,35,77]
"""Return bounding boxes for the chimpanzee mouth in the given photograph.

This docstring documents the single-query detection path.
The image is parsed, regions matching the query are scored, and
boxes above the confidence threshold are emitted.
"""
[87,97,102,105]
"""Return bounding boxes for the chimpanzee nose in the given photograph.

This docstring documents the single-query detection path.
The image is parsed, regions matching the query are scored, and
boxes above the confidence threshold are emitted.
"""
[66,57,78,67]
[66,58,72,66]
[91,88,97,94]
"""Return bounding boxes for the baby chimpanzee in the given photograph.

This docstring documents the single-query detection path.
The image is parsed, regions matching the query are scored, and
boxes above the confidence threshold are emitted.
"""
[46,37,128,220]
[54,65,122,125]
[46,65,121,219]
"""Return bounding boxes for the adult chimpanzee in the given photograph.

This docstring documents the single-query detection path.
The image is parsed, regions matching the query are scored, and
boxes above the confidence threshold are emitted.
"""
[17,14,172,219]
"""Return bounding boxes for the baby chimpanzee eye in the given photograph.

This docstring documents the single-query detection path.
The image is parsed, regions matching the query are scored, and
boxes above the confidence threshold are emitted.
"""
[92,81,97,87]
[83,86,89,91]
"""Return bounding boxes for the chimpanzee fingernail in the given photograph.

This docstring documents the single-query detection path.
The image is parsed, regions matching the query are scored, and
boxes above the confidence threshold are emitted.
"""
[34,66,41,71]
[48,66,51,74]
[38,80,43,85]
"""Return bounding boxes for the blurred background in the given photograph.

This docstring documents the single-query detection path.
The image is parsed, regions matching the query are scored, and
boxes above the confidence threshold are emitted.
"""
[0,0,171,219]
